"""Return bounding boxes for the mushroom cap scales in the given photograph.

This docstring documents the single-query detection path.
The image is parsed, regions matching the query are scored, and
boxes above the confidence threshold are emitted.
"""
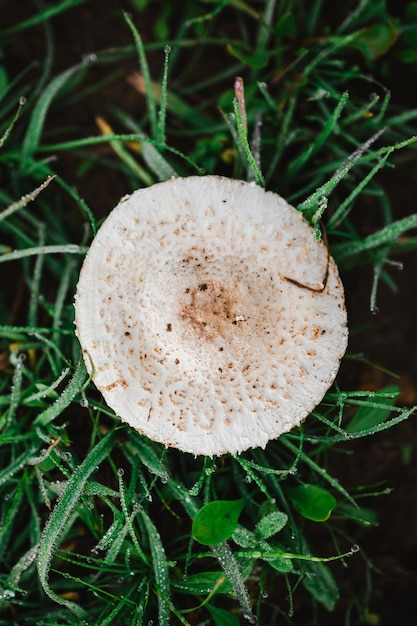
[74,176,348,456]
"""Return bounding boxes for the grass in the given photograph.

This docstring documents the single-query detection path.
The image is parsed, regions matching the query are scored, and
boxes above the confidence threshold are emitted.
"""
[1,0,417,623]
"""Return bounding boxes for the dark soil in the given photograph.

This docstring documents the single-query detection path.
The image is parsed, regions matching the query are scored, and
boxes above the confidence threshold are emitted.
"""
[2,1,417,624]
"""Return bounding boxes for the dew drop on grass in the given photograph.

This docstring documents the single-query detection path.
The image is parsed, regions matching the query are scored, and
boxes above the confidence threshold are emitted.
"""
[82,52,97,64]
[350,544,360,553]
[117,468,124,476]
[19,96,27,106]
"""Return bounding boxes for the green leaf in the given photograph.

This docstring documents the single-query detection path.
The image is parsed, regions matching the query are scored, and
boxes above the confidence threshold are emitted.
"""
[232,525,258,549]
[288,485,337,522]
[207,604,241,626]
[346,385,400,433]
[352,21,398,61]
[192,499,246,546]
[255,511,288,539]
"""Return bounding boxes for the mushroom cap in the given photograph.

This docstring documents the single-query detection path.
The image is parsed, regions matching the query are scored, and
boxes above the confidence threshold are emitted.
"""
[74,176,348,456]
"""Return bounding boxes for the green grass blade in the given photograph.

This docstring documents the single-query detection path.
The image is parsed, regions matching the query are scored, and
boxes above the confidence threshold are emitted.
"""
[37,431,116,615]
[0,244,87,264]
[141,510,171,626]
[288,91,349,176]
[0,176,56,223]
[297,128,386,213]
[123,12,158,139]
[327,153,390,229]
[232,98,264,186]
[0,0,89,36]
[0,97,25,148]
[333,213,417,262]
[281,437,358,507]
[210,542,255,624]
[157,45,171,145]
[33,359,88,427]
[0,448,38,487]
[28,224,46,327]
[2,354,24,431]
[21,61,88,169]
[128,432,169,480]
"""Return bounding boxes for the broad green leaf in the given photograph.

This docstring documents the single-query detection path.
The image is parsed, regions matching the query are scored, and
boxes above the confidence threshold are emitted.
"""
[192,499,246,545]
[232,525,258,549]
[352,21,398,60]
[346,385,399,433]
[288,485,336,522]
[256,511,288,539]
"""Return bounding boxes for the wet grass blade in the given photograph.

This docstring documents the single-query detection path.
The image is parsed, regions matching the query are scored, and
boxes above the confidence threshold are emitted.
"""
[21,61,89,169]
[37,431,116,616]
[141,510,171,626]
[124,12,158,140]
[33,359,88,427]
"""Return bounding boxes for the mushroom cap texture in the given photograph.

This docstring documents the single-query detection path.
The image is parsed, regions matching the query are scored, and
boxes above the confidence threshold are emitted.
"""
[74,176,348,456]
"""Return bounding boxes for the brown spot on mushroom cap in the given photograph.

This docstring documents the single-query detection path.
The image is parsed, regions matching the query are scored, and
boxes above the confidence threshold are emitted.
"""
[74,176,348,456]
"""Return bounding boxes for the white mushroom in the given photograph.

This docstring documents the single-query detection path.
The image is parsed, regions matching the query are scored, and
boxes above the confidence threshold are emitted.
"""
[74,176,348,456]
